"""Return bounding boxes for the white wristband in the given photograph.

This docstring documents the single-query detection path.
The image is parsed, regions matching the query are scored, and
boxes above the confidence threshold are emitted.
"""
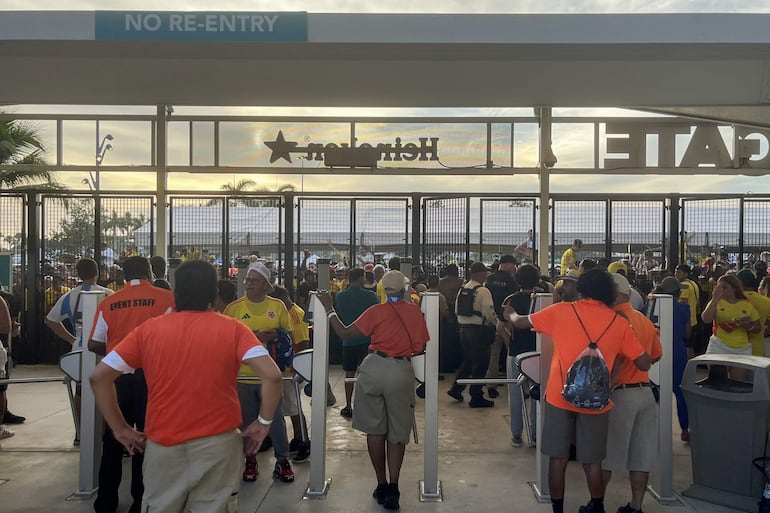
[328,311,338,319]
[257,415,273,426]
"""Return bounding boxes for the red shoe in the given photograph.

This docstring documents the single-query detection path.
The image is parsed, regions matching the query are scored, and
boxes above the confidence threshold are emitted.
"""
[242,456,258,482]
[273,458,295,482]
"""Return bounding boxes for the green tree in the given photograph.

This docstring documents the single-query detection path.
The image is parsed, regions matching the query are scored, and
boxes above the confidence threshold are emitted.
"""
[0,116,64,190]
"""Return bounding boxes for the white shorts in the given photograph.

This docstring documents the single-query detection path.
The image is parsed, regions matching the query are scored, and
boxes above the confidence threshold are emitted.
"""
[706,335,752,355]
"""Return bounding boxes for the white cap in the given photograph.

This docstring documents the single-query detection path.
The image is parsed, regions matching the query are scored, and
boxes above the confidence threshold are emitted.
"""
[611,273,631,296]
[247,262,273,290]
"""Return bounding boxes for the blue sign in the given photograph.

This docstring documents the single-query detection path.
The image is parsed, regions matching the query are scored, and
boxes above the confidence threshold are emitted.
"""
[95,11,307,41]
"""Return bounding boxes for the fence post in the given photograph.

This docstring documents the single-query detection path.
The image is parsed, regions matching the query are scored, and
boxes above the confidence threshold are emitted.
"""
[668,195,680,268]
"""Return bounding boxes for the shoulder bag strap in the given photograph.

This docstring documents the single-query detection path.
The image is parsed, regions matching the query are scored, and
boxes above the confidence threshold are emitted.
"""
[388,302,415,352]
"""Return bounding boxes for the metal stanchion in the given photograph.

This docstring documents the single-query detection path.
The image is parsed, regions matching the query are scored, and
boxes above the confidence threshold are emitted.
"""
[530,293,553,503]
[69,290,106,500]
[419,292,442,501]
[317,259,331,292]
[304,292,331,499]
[646,294,680,505]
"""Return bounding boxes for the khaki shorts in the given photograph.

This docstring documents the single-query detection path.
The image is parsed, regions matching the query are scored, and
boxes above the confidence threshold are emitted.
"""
[281,378,301,417]
[143,429,241,513]
[541,401,609,463]
[352,353,414,444]
[602,386,658,472]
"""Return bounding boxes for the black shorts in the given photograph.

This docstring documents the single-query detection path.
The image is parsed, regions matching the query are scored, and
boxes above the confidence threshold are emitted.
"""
[343,344,370,372]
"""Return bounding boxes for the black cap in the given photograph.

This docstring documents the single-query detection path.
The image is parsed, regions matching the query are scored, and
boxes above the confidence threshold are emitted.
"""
[469,262,489,274]
[675,264,691,273]
[499,254,518,265]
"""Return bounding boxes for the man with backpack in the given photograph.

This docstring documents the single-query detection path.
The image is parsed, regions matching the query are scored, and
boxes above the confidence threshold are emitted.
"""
[447,262,499,408]
[506,269,651,513]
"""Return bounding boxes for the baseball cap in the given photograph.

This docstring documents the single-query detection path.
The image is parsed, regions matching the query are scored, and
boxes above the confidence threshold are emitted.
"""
[611,273,631,296]
[560,270,580,282]
[675,264,691,274]
[381,270,408,293]
[247,262,274,291]
[364,263,374,271]
[499,254,517,265]
[607,261,627,275]
[657,276,686,294]
[736,268,756,288]
[469,262,489,274]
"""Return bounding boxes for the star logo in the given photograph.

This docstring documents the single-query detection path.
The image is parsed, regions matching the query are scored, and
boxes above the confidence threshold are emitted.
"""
[264,130,299,163]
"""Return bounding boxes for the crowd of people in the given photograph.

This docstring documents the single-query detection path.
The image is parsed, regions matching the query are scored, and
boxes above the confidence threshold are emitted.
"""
[2,241,770,513]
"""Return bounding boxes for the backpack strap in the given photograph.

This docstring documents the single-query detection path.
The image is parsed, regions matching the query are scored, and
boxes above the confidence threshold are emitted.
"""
[570,303,618,348]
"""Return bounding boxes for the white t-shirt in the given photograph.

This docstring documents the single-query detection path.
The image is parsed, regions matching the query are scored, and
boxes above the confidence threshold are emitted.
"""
[46,283,113,348]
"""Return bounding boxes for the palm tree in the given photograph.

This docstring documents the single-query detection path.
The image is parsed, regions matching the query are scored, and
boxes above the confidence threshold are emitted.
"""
[0,116,63,190]
[208,179,295,207]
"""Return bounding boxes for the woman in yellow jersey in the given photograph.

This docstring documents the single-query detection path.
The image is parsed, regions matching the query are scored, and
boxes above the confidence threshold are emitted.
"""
[701,274,761,379]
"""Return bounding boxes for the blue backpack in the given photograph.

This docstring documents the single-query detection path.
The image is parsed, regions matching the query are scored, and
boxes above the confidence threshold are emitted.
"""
[268,328,294,371]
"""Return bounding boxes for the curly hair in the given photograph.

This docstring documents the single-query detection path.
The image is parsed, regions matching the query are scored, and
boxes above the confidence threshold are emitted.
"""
[576,268,616,307]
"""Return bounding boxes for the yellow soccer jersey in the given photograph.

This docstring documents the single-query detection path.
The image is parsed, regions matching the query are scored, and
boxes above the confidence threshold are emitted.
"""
[224,295,294,379]
[713,299,759,349]
[745,291,770,356]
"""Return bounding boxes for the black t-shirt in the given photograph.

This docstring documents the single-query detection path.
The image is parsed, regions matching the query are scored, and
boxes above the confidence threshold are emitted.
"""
[503,291,537,357]
[485,270,519,320]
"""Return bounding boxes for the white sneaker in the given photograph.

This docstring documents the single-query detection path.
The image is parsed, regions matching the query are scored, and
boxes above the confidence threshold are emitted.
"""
[512,435,523,448]
[0,425,15,439]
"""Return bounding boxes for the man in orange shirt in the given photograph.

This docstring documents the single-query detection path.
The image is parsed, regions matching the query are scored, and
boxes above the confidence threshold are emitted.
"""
[506,269,650,513]
[90,260,282,513]
[87,257,175,513]
[602,273,662,513]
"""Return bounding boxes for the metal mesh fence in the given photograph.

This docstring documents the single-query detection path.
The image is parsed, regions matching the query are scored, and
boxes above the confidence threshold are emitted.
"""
[479,198,536,264]
[551,200,606,271]
[0,194,24,293]
[227,196,283,275]
[353,199,409,264]
[681,198,741,266]
[297,198,352,267]
[422,196,468,276]
[743,199,770,263]
[610,199,665,262]
[169,196,225,266]
[100,196,154,264]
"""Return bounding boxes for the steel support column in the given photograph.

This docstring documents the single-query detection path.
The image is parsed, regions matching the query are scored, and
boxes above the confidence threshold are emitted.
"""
[155,105,169,258]
[537,107,552,274]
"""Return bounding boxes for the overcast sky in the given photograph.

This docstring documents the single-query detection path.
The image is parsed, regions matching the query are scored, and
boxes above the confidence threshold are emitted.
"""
[2,2,769,196]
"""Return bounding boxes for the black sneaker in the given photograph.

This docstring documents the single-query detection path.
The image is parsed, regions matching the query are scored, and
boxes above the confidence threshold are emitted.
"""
[616,503,642,513]
[447,389,463,402]
[340,406,353,419]
[373,483,389,504]
[577,500,605,513]
[468,397,494,408]
[289,437,301,457]
[292,440,311,463]
[3,411,25,424]
[487,387,500,399]
[382,483,400,510]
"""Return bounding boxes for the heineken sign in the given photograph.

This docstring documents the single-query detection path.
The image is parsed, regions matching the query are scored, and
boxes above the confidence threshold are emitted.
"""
[264,130,440,165]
